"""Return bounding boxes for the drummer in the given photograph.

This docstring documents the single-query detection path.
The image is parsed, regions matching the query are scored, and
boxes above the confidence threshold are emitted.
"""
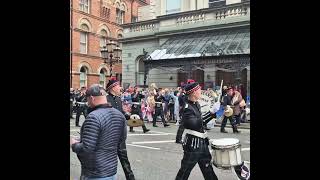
[105,77,136,180]
[176,81,218,180]
[129,86,150,133]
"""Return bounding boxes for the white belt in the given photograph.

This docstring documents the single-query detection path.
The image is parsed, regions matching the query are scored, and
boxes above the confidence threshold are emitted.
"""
[77,102,87,105]
[183,129,208,139]
[155,102,162,104]
[132,102,140,105]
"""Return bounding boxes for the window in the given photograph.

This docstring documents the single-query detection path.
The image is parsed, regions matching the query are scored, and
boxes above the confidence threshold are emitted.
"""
[80,24,89,54]
[101,7,110,19]
[80,32,88,54]
[79,0,89,13]
[116,4,125,24]
[80,67,88,88]
[166,0,181,14]
[209,0,226,8]
[99,69,107,87]
[116,8,125,24]
[99,29,108,56]
[100,30,108,47]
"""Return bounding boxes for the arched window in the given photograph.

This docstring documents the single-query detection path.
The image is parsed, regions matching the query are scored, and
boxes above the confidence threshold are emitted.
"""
[100,29,108,48]
[116,3,126,24]
[99,68,107,88]
[80,66,88,87]
[80,24,89,54]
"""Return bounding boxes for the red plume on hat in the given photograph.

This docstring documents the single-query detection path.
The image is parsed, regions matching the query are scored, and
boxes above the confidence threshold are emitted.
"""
[106,77,119,91]
[187,79,195,84]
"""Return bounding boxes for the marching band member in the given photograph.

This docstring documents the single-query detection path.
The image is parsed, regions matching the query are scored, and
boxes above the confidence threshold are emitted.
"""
[152,85,170,127]
[129,86,150,133]
[105,78,136,180]
[175,82,218,180]
[75,87,88,127]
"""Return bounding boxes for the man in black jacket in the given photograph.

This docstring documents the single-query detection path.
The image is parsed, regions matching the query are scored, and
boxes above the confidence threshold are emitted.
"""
[130,87,150,133]
[75,87,88,127]
[176,82,218,180]
[105,78,136,180]
[71,84,126,180]
[153,89,170,127]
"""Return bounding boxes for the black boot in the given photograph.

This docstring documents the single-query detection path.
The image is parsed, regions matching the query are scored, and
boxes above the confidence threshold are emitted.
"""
[164,123,170,127]
[129,127,135,132]
[220,128,228,133]
[142,125,150,133]
[233,126,241,133]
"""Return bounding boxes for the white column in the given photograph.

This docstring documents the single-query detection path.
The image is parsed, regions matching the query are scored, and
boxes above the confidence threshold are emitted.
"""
[190,0,196,11]
[203,0,209,8]
[160,0,166,15]
[197,0,204,10]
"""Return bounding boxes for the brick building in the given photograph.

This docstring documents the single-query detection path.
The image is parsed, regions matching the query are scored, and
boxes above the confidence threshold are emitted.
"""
[70,0,149,89]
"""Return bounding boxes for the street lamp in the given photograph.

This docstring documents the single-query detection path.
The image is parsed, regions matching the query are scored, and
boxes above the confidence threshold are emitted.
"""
[101,40,122,77]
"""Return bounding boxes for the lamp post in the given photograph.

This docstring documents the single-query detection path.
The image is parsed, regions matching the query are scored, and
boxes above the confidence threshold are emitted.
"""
[100,40,122,78]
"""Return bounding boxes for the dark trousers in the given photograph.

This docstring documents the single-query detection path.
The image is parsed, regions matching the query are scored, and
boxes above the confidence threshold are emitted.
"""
[153,107,167,126]
[118,141,135,180]
[234,114,241,125]
[130,107,148,132]
[169,104,175,121]
[76,106,88,126]
[176,147,218,180]
[221,115,235,129]
[70,101,74,118]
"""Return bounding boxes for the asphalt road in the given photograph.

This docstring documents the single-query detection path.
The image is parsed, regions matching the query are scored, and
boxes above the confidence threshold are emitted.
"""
[70,116,250,180]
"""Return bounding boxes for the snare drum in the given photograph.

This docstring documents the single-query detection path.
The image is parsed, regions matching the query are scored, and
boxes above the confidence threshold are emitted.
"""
[210,138,242,169]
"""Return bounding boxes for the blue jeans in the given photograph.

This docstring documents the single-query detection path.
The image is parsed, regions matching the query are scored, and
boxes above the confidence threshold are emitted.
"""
[80,174,116,180]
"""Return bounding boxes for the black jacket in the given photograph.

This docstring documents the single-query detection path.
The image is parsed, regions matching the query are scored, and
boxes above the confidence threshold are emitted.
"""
[131,91,144,102]
[107,93,124,114]
[222,94,233,107]
[72,104,127,178]
[181,100,210,152]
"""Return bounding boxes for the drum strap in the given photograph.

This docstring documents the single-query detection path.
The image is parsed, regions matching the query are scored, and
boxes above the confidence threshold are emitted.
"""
[183,129,208,139]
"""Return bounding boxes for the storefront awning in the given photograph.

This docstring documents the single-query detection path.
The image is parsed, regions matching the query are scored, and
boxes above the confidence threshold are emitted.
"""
[149,28,250,60]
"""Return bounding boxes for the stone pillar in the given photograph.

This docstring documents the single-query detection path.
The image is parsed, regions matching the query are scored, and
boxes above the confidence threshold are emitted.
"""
[160,0,166,15]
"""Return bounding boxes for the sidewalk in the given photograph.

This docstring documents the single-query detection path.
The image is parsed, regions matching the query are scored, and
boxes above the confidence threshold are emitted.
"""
[214,121,250,129]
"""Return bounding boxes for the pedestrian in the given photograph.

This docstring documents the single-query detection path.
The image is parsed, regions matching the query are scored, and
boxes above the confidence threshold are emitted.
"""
[168,90,175,122]
[105,78,136,180]
[75,86,88,127]
[175,82,218,180]
[70,84,126,180]
[231,88,243,126]
[153,87,170,127]
[220,87,241,133]
[146,90,156,123]
[173,90,181,125]
[70,88,75,119]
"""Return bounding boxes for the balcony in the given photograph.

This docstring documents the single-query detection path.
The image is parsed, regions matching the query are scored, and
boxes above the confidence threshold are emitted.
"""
[121,1,249,40]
